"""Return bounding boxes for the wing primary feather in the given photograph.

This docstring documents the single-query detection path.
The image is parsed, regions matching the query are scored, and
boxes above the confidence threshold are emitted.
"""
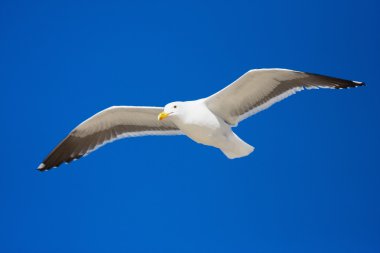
[38,106,182,171]
[205,68,364,125]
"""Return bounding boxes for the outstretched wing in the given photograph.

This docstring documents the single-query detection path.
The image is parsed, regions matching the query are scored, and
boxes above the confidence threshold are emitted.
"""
[205,68,364,125]
[38,106,181,171]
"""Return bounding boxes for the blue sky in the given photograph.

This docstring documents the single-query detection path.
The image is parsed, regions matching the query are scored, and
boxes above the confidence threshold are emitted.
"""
[1,0,379,252]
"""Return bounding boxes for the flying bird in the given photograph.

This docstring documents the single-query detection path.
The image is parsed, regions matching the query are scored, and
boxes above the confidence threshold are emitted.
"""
[37,68,364,171]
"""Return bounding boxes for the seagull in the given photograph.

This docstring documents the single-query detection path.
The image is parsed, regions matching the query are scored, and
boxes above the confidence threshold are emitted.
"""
[37,68,364,171]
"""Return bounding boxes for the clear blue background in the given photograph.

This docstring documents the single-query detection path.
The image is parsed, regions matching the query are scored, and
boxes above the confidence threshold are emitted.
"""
[1,0,379,252]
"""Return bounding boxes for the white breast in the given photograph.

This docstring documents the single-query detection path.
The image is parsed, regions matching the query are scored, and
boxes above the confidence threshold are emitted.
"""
[174,100,231,147]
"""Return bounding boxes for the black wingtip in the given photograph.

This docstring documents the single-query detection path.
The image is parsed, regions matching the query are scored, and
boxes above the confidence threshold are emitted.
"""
[352,80,365,87]
[36,163,48,172]
[335,80,366,89]
[36,155,81,172]
[36,163,56,172]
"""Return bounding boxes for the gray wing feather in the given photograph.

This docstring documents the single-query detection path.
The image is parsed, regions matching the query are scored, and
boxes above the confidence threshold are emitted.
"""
[38,106,181,171]
[205,68,364,125]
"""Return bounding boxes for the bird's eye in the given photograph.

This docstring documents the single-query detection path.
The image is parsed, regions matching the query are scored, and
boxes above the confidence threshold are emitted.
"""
[173,105,177,109]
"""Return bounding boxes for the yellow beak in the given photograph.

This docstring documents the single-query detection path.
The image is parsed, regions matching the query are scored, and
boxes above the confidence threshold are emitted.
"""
[158,112,170,121]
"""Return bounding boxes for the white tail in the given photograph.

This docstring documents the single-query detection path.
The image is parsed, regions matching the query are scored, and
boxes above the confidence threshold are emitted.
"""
[219,132,254,159]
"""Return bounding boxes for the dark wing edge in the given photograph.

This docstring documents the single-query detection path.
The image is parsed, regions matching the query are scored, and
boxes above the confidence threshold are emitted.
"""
[37,105,182,172]
[236,71,365,122]
[37,125,180,172]
[206,69,365,125]
[301,71,365,89]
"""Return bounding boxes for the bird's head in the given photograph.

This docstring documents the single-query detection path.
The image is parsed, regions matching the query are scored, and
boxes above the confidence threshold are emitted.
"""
[158,101,183,121]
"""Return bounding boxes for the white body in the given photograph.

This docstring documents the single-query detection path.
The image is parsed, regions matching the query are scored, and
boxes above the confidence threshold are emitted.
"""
[165,99,254,159]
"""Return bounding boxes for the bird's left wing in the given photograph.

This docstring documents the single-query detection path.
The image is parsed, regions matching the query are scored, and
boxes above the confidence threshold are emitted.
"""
[205,68,364,125]
[38,106,181,171]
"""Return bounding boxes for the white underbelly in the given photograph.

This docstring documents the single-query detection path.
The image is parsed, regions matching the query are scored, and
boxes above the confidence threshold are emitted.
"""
[179,121,230,148]
[182,125,215,144]
[172,100,232,147]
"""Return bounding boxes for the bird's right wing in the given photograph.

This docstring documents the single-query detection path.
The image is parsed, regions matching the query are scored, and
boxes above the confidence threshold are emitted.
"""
[38,106,181,171]
[205,68,364,125]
